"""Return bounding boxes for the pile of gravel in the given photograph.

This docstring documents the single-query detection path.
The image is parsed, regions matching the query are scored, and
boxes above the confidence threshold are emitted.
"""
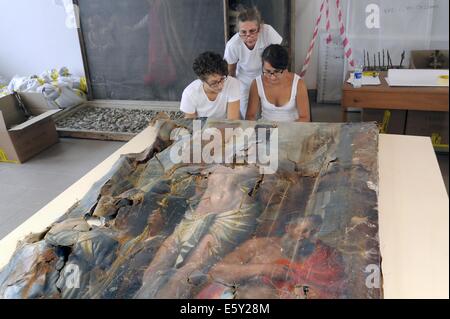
[56,106,184,133]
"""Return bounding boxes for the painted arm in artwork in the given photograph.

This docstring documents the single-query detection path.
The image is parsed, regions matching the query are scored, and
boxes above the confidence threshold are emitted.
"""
[129,14,148,32]
[141,233,179,282]
[154,231,232,298]
[134,232,183,298]
[207,238,290,284]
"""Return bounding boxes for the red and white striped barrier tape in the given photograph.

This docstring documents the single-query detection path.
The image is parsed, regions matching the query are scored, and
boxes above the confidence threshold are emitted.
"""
[336,0,355,68]
[299,0,326,78]
[300,0,355,78]
[326,0,332,44]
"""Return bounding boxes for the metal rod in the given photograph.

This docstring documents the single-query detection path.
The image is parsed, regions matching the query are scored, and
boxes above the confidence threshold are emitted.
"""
[363,50,366,68]
[400,50,405,68]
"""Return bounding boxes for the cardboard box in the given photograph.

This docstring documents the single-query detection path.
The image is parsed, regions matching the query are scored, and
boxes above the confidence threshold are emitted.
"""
[0,93,60,163]
[362,109,407,134]
[405,111,449,151]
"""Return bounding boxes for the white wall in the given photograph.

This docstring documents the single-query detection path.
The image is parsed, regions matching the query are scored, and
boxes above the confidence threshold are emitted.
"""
[431,0,450,49]
[0,0,85,81]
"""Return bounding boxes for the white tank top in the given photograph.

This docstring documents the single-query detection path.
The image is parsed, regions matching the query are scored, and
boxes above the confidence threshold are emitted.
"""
[256,74,301,122]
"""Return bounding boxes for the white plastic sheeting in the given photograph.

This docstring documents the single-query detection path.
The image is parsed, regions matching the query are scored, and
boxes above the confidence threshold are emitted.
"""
[3,67,87,109]
[0,76,8,97]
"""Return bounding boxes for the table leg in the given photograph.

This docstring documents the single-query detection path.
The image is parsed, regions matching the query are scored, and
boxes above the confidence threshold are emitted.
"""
[341,107,348,122]
[403,110,409,135]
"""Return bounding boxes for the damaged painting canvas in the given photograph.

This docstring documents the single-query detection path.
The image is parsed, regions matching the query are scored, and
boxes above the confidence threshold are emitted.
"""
[0,118,382,299]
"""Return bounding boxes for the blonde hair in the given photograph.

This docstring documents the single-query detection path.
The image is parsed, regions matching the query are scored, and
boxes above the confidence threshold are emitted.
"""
[236,5,262,28]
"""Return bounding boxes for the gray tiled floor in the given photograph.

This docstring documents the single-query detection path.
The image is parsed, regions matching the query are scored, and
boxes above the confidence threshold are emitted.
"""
[0,139,125,239]
[0,103,448,240]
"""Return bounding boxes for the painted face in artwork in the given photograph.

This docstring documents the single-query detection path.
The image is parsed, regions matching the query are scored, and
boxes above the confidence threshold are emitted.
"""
[283,217,322,259]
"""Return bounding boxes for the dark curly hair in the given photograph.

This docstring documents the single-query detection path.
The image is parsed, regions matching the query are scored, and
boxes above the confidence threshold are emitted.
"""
[262,44,289,70]
[192,52,228,81]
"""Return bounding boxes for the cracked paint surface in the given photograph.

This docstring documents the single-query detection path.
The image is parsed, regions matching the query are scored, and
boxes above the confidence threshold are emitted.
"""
[0,118,382,299]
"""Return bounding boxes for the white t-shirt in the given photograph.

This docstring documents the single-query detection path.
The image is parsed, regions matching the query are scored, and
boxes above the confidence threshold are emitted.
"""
[224,24,283,87]
[179,77,240,119]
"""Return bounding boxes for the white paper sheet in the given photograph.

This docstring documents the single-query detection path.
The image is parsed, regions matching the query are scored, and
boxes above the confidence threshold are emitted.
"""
[347,73,381,86]
[386,69,449,87]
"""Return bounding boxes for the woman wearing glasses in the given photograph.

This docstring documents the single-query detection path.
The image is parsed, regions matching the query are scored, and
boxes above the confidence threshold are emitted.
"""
[180,52,241,120]
[224,6,283,119]
[246,44,311,122]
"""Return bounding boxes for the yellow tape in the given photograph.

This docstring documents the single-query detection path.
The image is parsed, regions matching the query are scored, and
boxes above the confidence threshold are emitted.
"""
[80,77,87,93]
[51,69,59,81]
[363,71,379,77]
[0,148,19,164]
[431,133,449,149]
[380,110,391,134]
[73,89,84,97]
[437,75,449,86]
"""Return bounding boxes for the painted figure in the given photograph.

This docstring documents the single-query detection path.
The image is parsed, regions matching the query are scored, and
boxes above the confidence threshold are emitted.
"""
[135,165,263,298]
[197,215,346,299]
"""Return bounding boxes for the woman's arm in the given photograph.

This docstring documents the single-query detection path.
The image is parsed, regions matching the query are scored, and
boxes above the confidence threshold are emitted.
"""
[245,80,260,120]
[228,64,237,77]
[296,79,311,122]
[184,112,197,119]
[227,100,241,120]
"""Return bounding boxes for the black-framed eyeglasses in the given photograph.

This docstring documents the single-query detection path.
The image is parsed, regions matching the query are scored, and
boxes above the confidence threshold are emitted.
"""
[239,28,259,38]
[262,68,284,77]
[206,76,227,88]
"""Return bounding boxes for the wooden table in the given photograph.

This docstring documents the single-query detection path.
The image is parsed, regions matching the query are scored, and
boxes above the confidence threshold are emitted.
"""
[0,128,448,299]
[342,72,449,124]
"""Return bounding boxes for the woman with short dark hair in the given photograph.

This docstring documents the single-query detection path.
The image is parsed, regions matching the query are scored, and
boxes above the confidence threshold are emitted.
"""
[224,6,283,119]
[246,45,311,122]
[180,52,240,120]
